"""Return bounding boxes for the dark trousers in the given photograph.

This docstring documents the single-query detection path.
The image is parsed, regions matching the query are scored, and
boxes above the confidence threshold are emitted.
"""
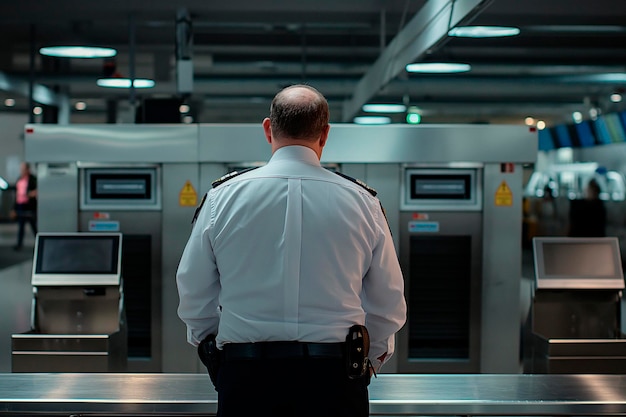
[15,205,37,248]
[216,356,370,417]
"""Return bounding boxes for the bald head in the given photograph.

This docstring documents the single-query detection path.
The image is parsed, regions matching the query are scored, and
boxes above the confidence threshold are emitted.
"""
[269,85,329,141]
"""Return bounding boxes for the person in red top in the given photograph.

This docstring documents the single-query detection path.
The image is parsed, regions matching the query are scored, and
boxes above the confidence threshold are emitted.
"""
[11,162,38,251]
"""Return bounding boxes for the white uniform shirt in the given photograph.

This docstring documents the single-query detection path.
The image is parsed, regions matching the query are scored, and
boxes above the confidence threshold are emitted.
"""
[176,145,406,368]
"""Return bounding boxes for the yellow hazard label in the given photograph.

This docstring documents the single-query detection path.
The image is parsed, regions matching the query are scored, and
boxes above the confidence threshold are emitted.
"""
[179,180,198,207]
[495,180,513,207]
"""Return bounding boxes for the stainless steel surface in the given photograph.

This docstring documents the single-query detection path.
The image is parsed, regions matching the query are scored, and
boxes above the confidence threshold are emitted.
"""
[37,162,78,233]
[25,124,199,163]
[25,124,537,164]
[0,374,626,415]
[161,163,203,372]
[480,163,524,372]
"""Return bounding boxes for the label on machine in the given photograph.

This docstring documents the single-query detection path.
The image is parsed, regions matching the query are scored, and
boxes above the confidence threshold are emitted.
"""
[408,221,440,233]
[494,181,513,207]
[179,180,198,207]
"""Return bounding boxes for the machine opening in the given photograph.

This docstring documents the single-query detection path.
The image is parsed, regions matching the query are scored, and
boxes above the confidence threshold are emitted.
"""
[408,235,471,359]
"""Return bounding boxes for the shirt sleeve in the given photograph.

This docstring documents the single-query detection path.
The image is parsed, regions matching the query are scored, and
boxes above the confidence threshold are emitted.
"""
[176,193,221,346]
[362,202,407,371]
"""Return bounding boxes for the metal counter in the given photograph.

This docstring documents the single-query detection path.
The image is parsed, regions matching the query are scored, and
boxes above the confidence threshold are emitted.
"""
[1,373,625,416]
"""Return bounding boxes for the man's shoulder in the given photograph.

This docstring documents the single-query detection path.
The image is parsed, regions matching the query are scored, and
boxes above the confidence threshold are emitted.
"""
[333,172,377,197]
[211,167,260,188]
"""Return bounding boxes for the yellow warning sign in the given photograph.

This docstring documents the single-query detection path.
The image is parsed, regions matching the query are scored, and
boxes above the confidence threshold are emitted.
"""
[179,180,198,207]
[495,180,513,207]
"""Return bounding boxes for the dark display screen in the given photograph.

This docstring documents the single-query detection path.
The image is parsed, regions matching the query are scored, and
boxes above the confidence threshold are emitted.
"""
[410,174,471,200]
[36,235,119,274]
[90,173,152,200]
[542,242,616,278]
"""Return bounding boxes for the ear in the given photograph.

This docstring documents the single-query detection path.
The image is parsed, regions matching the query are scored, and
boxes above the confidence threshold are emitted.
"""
[262,118,272,144]
[319,124,330,148]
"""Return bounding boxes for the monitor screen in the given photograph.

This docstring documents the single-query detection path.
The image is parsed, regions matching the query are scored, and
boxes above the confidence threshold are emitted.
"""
[32,233,122,286]
[533,237,624,289]
[402,168,481,211]
[410,175,471,200]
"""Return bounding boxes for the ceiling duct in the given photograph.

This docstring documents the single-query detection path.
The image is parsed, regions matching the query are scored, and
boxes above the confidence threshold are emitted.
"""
[342,0,492,121]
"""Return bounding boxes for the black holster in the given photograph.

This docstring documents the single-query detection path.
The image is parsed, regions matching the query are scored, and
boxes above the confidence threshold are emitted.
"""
[198,334,222,389]
[345,324,371,379]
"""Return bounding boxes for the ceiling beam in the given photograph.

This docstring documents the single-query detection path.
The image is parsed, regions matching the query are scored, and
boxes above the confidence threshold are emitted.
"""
[341,0,491,121]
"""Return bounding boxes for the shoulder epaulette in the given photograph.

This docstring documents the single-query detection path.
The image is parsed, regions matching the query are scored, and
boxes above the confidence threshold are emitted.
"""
[334,172,377,197]
[191,193,207,224]
[211,167,259,188]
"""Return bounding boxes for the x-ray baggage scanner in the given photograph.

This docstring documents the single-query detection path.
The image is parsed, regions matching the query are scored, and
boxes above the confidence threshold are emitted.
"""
[12,233,127,372]
[528,237,626,373]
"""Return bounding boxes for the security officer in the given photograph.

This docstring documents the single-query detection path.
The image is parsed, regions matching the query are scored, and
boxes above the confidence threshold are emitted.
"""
[176,84,406,417]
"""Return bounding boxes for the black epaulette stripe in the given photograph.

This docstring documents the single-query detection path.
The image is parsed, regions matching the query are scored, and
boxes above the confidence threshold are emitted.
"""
[211,167,259,188]
[334,171,377,197]
[192,193,207,224]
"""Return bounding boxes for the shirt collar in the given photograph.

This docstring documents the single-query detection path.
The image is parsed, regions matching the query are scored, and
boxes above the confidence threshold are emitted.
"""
[269,145,321,167]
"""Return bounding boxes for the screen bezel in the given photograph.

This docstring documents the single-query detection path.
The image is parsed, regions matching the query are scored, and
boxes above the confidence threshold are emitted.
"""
[401,167,482,211]
[31,232,122,286]
[80,166,161,210]
[533,237,624,289]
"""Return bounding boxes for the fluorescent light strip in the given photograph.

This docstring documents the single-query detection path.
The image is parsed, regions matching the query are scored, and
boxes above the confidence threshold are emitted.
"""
[362,104,407,113]
[406,62,471,73]
[448,26,520,38]
[40,46,117,58]
[97,78,156,89]
[353,116,391,125]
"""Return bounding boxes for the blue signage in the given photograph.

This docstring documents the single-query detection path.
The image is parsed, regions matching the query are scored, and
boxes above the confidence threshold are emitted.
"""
[408,221,439,233]
[88,220,120,232]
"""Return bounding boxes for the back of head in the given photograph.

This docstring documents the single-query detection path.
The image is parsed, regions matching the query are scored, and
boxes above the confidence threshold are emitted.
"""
[269,84,329,141]
[585,178,601,200]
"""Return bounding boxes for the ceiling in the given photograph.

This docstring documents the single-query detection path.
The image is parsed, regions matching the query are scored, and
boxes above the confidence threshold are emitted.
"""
[1,0,625,126]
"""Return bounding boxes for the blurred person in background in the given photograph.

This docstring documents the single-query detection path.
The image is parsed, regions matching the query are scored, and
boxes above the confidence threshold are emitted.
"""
[11,162,37,251]
[568,178,606,237]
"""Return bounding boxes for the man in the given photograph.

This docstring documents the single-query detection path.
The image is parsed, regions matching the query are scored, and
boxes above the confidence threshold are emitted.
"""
[177,84,406,416]
[11,162,37,251]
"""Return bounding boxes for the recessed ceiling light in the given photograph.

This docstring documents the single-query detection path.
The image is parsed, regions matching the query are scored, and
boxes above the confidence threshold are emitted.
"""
[448,26,520,38]
[353,116,391,125]
[33,106,43,115]
[572,112,583,123]
[536,120,546,130]
[4,98,16,107]
[362,104,407,113]
[406,62,471,73]
[96,78,155,88]
[39,46,117,59]
[610,93,622,103]
[179,104,191,113]
[75,101,87,111]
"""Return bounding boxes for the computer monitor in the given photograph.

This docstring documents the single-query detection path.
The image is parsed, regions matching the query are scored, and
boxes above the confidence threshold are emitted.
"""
[533,237,624,290]
[32,233,122,286]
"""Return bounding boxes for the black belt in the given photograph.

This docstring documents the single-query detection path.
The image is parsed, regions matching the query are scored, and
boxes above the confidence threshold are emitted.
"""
[222,341,345,360]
